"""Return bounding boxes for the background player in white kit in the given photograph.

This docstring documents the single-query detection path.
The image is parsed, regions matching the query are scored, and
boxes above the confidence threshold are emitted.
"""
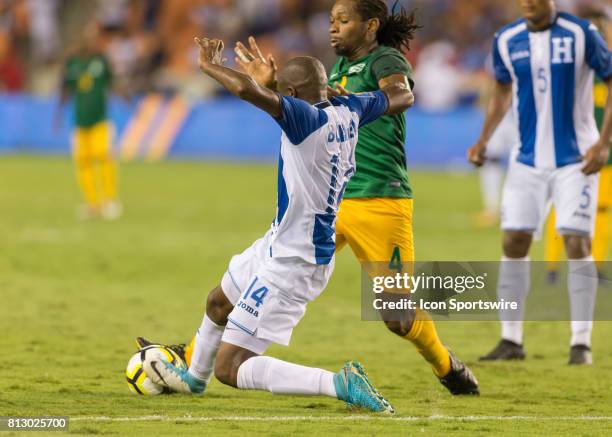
[144,36,413,412]
[468,0,612,364]
[475,55,520,228]
[476,108,519,227]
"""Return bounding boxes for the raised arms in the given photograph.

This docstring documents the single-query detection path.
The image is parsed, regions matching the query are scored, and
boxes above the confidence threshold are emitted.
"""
[195,37,281,118]
[234,37,278,91]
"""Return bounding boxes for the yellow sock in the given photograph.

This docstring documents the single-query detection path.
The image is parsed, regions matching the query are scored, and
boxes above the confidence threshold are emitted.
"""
[100,155,118,203]
[593,208,611,267]
[544,210,564,270]
[404,310,451,378]
[76,159,100,209]
[184,335,196,367]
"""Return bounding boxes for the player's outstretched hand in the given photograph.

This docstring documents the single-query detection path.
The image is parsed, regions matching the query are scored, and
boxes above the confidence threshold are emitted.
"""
[326,82,350,98]
[581,142,610,175]
[467,142,487,167]
[234,36,277,89]
[195,37,226,70]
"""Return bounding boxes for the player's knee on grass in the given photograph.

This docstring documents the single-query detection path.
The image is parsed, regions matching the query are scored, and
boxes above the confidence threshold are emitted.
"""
[563,234,592,259]
[214,342,257,387]
[502,231,532,258]
[206,285,234,325]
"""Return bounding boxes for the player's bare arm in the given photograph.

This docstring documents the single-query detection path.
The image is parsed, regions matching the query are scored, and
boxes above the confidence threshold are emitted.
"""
[195,37,281,118]
[468,81,512,167]
[378,73,414,113]
[582,77,612,175]
[328,73,412,114]
[234,36,278,91]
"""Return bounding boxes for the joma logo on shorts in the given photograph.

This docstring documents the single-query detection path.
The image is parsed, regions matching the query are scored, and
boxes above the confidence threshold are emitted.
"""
[238,301,259,317]
[572,211,591,220]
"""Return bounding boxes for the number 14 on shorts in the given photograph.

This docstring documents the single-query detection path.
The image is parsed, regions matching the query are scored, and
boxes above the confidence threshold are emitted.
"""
[228,276,271,335]
[242,277,269,308]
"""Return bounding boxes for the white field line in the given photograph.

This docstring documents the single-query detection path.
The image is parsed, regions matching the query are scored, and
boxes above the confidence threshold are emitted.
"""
[71,415,612,423]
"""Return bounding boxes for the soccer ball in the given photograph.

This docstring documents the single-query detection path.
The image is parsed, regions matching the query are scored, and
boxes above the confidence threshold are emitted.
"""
[125,345,185,395]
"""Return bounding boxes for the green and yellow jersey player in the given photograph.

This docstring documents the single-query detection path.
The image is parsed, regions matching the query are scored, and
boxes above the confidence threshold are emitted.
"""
[545,10,612,279]
[323,0,477,395]
[58,25,121,220]
[328,44,413,199]
[137,0,479,396]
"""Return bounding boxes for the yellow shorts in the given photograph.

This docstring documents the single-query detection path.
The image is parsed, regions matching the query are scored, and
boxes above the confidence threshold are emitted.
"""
[72,121,113,161]
[598,165,612,209]
[336,198,414,266]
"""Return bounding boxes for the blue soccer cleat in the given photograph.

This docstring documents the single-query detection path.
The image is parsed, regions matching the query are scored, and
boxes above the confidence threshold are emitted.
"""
[144,359,206,394]
[333,361,394,414]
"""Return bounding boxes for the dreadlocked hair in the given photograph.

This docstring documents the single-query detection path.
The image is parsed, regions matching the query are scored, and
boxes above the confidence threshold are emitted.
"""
[353,0,421,51]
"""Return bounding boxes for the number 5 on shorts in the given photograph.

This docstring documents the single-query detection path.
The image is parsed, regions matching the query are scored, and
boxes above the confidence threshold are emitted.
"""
[243,277,269,308]
[580,185,591,209]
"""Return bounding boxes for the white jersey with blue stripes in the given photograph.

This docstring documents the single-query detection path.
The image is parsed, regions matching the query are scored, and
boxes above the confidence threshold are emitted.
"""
[493,12,612,169]
[270,91,388,265]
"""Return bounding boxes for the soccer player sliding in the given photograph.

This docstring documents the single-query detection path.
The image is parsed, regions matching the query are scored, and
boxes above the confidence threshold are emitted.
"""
[144,35,413,412]
[468,0,612,364]
[140,0,479,397]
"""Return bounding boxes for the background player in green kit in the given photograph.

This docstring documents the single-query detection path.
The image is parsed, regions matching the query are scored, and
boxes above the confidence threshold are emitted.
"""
[138,0,479,396]
[57,25,121,220]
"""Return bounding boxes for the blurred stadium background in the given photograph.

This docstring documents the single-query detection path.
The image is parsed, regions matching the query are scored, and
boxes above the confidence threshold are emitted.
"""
[0,0,606,164]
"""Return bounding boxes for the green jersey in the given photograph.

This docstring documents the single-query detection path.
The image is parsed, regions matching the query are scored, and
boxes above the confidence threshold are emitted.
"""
[329,45,413,199]
[63,54,112,128]
[593,77,611,164]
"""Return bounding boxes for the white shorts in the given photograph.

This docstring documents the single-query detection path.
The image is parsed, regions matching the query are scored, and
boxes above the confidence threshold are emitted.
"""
[220,230,334,354]
[501,160,599,236]
[486,110,519,160]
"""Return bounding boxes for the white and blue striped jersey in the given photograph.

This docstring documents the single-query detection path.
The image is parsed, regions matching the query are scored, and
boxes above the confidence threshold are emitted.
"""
[493,12,612,169]
[270,91,388,265]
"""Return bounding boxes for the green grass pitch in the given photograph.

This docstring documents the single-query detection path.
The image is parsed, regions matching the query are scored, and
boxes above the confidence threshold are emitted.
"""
[1,155,612,435]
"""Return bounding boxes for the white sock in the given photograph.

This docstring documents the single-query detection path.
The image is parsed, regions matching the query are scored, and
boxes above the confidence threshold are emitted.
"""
[480,161,504,213]
[568,256,597,347]
[498,256,530,345]
[237,356,337,398]
[188,315,225,383]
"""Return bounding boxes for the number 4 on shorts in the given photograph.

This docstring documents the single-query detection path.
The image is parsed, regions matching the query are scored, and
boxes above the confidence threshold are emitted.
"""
[389,246,403,273]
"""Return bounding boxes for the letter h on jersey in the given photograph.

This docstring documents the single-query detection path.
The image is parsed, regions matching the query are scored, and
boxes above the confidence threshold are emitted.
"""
[551,37,574,64]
